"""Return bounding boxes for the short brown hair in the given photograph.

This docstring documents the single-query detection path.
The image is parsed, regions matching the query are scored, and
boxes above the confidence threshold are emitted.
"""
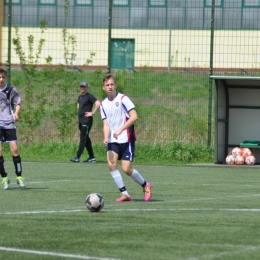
[103,74,116,85]
[0,67,7,75]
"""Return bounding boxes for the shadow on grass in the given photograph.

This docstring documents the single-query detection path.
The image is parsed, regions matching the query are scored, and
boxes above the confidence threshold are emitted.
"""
[6,187,48,191]
[131,199,160,202]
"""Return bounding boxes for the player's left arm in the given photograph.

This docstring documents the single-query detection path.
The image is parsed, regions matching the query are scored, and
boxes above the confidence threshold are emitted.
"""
[13,104,21,122]
[12,90,21,122]
[85,99,101,117]
[113,109,138,139]
[92,100,101,115]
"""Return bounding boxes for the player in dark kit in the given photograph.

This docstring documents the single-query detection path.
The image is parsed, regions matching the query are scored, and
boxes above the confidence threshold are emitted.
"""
[0,67,25,190]
[70,81,100,163]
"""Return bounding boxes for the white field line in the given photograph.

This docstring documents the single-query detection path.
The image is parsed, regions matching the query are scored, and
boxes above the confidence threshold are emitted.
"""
[0,193,259,215]
[0,209,83,215]
[0,246,123,260]
[8,179,112,184]
[6,179,113,185]
[0,243,259,260]
[109,208,260,212]
[151,194,260,204]
[109,194,260,206]
[178,245,260,260]
[1,207,260,215]
[7,179,259,187]
[200,183,255,186]
[26,180,72,184]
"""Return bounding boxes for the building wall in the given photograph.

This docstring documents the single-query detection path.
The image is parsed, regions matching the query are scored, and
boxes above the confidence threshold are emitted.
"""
[1,1,260,70]
[1,27,260,70]
[3,0,260,30]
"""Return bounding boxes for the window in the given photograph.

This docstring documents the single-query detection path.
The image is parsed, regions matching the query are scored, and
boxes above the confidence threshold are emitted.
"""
[75,0,93,5]
[204,0,223,7]
[148,0,166,7]
[243,0,260,7]
[39,0,56,5]
[113,0,129,6]
[4,0,21,4]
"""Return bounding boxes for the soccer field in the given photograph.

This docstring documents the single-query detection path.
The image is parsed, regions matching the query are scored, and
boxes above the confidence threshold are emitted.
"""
[1,161,260,260]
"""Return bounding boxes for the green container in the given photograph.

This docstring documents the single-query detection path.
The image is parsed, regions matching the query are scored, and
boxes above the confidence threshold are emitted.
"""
[240,140,260,147]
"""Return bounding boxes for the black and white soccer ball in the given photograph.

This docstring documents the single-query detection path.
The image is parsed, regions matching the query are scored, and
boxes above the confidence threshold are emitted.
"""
[86,193,104,212]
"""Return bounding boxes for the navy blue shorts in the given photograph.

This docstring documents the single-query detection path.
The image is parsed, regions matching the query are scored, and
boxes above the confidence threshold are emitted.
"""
[107,142,135,161]
[0,128,17,143]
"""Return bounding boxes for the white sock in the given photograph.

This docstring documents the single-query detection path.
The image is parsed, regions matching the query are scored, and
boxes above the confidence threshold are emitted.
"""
[130,169,145,185]
[110,169,129,196]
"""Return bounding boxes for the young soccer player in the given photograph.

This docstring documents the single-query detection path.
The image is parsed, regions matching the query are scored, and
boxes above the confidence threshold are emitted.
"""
[0,67,25,190]
[100,74,152,202]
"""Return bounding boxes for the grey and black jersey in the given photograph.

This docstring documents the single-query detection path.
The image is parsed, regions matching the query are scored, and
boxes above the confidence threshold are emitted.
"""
[0,84,21,129]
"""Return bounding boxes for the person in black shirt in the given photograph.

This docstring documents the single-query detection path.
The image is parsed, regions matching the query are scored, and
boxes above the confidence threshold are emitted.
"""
[70,81,100,163]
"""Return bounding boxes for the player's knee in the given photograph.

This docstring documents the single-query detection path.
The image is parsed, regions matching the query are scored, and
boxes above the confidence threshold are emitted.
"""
[122,166,133,176]
[9,142,18,155]
[108,161,116,171]
[11,149,19,156]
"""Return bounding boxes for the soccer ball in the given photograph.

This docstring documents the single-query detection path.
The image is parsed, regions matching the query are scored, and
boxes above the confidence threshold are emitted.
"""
[86,193,104,212]
[225,154,235,165]
[232,147,242,157]
[241,148,252,159]
[245,155,256,165]
[235,155,244,165]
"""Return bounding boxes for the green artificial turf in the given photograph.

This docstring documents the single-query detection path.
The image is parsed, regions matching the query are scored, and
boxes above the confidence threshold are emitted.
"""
[0,161,260,260]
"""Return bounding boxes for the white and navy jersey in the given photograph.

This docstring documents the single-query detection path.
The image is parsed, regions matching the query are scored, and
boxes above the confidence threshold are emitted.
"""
[100,93,136,144]
[0,84,21,129]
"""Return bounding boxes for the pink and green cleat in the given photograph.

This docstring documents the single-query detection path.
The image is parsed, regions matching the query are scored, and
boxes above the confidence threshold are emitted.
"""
[143,182,152,201]
[116,194,132,202]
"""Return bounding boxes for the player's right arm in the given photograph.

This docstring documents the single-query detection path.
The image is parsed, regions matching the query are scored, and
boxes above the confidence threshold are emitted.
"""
[103,119,110,146]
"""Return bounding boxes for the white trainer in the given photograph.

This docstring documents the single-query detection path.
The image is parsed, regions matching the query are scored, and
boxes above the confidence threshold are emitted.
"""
[17,176,26,188]
[2,177,10,190]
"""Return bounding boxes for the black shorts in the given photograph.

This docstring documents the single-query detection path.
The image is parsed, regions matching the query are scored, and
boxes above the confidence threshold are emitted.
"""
[0,128,18,143]
[107,142,135,161]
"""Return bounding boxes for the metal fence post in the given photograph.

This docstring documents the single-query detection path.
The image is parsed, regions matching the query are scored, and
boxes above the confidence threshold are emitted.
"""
[168,28,171,73]
[208,0,215,147]
[7,0,12,84]
[107,0,112,74]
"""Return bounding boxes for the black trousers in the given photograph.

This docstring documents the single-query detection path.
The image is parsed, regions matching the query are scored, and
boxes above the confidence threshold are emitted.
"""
[76,122,94,159]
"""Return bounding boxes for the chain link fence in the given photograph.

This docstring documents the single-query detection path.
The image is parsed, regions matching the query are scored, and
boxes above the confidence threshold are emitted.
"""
[0,0,259,146]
